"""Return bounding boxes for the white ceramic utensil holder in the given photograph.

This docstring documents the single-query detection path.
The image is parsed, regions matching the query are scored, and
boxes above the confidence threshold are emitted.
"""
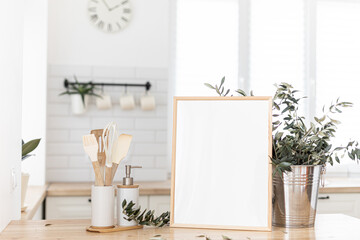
[117,185,139,226]
[91,185,115,228]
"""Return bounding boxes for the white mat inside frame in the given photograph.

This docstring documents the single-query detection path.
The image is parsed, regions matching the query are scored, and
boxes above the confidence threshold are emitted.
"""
[171,97,273,231]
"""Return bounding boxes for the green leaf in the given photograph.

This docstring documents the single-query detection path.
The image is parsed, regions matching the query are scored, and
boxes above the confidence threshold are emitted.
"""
[219,77,225,89]
[215,87,221,96]
[222,235,232,240]
[224,89,230,96]
[22,139,41,158]
[122,199,127,208]
[330,118,341,124]
[275,132,283,140]
[273,102,280,110]
[235,89,246,96]
[204,83,215,89]
[335,155,340,163]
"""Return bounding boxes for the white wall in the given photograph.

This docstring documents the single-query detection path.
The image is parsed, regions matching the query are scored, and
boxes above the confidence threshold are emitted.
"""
[46,0,170,182]
[48,0,169,67]
[0,1,24,232]
[22,0,48,186]
[46,65,168,182]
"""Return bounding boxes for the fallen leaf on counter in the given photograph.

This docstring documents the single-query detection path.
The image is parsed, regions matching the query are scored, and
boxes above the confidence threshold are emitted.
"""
[149,237,166,240]
[222,235,232,240]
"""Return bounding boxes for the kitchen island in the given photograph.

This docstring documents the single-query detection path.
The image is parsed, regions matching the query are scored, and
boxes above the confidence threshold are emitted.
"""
[1,214,359,239]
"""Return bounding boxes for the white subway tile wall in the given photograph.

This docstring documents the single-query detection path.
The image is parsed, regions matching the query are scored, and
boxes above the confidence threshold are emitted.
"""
[46,65,169,182]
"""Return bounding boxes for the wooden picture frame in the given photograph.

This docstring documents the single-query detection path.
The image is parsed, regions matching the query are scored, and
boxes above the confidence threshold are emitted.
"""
[171,97,272,231]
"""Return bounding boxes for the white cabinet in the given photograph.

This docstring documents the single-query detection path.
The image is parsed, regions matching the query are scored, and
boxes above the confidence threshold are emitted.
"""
[149,196,171,214]
[46,196,92,219]
[317,193,360,218]
[46,195,169,220]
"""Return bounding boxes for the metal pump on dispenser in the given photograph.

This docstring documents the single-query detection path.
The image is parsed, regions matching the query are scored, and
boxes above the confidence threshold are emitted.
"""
[117,165,142,227]
[123,165,142,185]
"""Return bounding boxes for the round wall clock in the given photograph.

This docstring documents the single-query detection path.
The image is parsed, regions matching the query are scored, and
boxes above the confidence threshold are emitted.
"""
[88,0,132,33]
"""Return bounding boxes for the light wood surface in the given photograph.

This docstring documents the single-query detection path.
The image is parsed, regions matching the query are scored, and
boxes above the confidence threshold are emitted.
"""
[2,214,360,239]
[105,166,113,186]
[47,181,171,196]
[91,161,104,186]
[319,177,360,193]
[21,185,47,220]
[170,97,273,231]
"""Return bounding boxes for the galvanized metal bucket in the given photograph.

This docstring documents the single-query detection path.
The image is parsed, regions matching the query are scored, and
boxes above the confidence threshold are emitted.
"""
[272,165,323,228]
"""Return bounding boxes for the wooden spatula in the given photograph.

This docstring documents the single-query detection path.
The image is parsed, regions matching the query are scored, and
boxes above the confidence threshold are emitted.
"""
[82,134,104,186]
[90,129,106,176]
[111,134,133,181]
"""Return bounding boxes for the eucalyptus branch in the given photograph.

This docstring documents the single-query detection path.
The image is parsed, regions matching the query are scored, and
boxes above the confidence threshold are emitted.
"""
[122,200,170,227]
[205,77,360,174]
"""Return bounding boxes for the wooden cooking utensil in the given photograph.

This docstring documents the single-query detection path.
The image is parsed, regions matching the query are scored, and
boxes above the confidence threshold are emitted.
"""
[111,134,133,181]
[90,129,106,176]
[82,134,104,186]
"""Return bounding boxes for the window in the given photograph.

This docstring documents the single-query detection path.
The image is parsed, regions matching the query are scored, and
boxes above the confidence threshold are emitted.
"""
[250,0,305,96]
[174,0,239,96]
[316,0,360,171]
[173,0,360,174]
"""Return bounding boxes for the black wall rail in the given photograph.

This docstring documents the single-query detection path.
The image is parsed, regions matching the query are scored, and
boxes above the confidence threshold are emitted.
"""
[63,79,152,91]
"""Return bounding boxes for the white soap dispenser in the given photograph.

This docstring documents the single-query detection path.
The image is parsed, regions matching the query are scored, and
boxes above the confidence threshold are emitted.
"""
[117,165,142,227]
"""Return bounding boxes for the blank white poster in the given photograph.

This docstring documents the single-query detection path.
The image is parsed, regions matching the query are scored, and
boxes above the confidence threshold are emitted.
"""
[172,98,272,230]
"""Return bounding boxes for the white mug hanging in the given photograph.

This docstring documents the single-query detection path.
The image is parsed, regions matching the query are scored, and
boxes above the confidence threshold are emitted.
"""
[140,92,156,111]
[119,86,135,110]
[96,85,112,110]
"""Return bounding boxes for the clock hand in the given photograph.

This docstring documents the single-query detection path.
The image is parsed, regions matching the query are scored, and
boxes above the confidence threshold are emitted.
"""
[109,4,120,11]
[101,0,111,10]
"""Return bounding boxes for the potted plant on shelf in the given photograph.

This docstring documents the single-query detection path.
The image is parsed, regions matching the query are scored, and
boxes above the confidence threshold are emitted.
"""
[205,78,360,228]
[60,76,100,115]
[21,138,41,211]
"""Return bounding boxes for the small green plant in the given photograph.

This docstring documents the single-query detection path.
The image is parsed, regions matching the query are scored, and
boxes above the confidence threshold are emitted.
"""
[205,77,360,175]
[22,138,41,161]
[59,75,100,106]
[122,199,170,227]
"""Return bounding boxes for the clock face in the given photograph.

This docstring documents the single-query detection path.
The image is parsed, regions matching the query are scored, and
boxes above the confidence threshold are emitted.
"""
[88,0,132,33]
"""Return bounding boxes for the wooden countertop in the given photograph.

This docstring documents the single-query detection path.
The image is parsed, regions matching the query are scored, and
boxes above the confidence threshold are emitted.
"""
[2,214,360,239]
[21,185,47,220]
[46,177,360,197]
[47,181,171,196]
